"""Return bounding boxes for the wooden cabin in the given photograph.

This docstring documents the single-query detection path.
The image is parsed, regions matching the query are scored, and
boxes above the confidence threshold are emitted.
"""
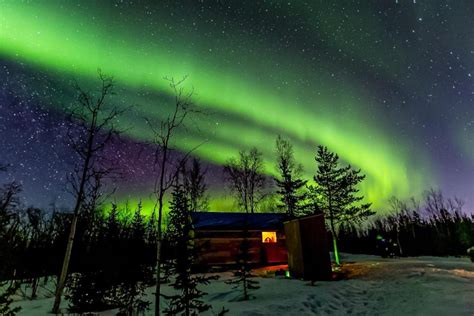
[190,212,288,266]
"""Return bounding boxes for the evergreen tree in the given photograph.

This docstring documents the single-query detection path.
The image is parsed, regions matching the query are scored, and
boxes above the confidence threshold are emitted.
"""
[66,208,120,313]
[309,146,373,265]
[146,210,158,244]
[163,183,216,315]
[66,270,114,313]
[226,216,259,301]
[66,204,122,313]
[66,202,154,315]
[274,135,307,217]
[116,203,151,316]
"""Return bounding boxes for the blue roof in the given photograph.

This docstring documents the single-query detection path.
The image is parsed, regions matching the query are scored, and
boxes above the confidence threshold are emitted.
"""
[190,212,287,230]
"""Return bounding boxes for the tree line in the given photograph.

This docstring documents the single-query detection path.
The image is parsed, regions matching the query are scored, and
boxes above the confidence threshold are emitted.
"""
[338,190,474,257]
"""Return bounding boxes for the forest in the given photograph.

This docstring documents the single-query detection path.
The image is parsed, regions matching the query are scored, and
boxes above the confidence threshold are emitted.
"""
[1,75,473,315]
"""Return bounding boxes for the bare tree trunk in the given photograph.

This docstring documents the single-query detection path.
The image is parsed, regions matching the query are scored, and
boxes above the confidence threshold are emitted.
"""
[155,230,162,316]
[147,77,197,316]
[52,213,78,313]
[31,277,38,299]
[51,73,121,314]
[154,147,167,316]
[52,120,92,314]
[396,225,403,256]
[155,182,166,315]
[327,184,340,266]
[329,213,340,266]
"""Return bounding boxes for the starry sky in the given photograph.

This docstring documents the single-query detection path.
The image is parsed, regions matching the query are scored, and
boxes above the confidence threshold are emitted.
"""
[0,1,473,214]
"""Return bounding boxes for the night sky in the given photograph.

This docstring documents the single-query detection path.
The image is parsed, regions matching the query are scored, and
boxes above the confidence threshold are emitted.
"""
[1,1,473,213]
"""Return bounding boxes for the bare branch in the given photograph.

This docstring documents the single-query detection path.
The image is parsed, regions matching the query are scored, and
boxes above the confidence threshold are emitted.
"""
[53,71,131,313]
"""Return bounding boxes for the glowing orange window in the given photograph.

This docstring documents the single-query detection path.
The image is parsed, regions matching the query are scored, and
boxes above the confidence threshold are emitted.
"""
[261,231,277,243]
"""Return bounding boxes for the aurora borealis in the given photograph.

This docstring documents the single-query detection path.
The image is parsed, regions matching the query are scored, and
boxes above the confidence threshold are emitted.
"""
[1,1,473,213]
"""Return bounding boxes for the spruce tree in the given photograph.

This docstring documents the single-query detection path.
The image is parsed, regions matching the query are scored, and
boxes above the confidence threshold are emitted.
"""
[274,135,307,217]
[66,204,122,313]
[163,183,216,315]
[66,270,113,313]
[309,146,373,265]
[226,216,259,301]
[146,210,158,244]
[116,203,151,316]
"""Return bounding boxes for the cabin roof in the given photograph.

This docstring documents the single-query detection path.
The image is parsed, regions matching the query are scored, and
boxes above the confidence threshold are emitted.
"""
[190,212,287,230]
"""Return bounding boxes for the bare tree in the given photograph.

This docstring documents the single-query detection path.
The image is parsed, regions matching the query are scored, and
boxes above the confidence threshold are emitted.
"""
[0,165,22,262]
[224,148,265,213]
[0,165,22,315]
[0,182,21,215]
[424,188,464,218]
[182,158,209,212]
[146,77,196,316]
[0,162,20,215]
[52,72,128,313]
[387,197,411,256]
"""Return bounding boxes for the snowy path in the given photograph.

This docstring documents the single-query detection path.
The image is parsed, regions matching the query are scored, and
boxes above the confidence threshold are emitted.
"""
[13,254,474,315]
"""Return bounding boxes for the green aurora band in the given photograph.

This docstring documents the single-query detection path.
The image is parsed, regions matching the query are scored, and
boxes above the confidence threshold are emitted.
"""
[0,1,435,211]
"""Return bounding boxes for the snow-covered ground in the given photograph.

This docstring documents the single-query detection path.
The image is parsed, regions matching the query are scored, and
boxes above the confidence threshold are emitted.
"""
[12,253,474,315]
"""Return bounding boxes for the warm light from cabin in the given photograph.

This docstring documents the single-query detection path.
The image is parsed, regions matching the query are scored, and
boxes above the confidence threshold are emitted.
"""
[261,231,277,243]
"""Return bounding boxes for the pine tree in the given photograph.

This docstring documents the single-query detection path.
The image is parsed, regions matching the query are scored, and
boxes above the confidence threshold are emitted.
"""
[116,203,151,316]
[66,204,122,313]
[274,135,307,217]
[146,210,158,244]
[309,146,373,265]
[226,216,259,301]
[66,270,113,313]
[163,183,216,315]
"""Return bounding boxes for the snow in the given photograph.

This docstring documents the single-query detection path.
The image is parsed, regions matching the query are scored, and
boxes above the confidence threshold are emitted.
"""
[11,253,474,315]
